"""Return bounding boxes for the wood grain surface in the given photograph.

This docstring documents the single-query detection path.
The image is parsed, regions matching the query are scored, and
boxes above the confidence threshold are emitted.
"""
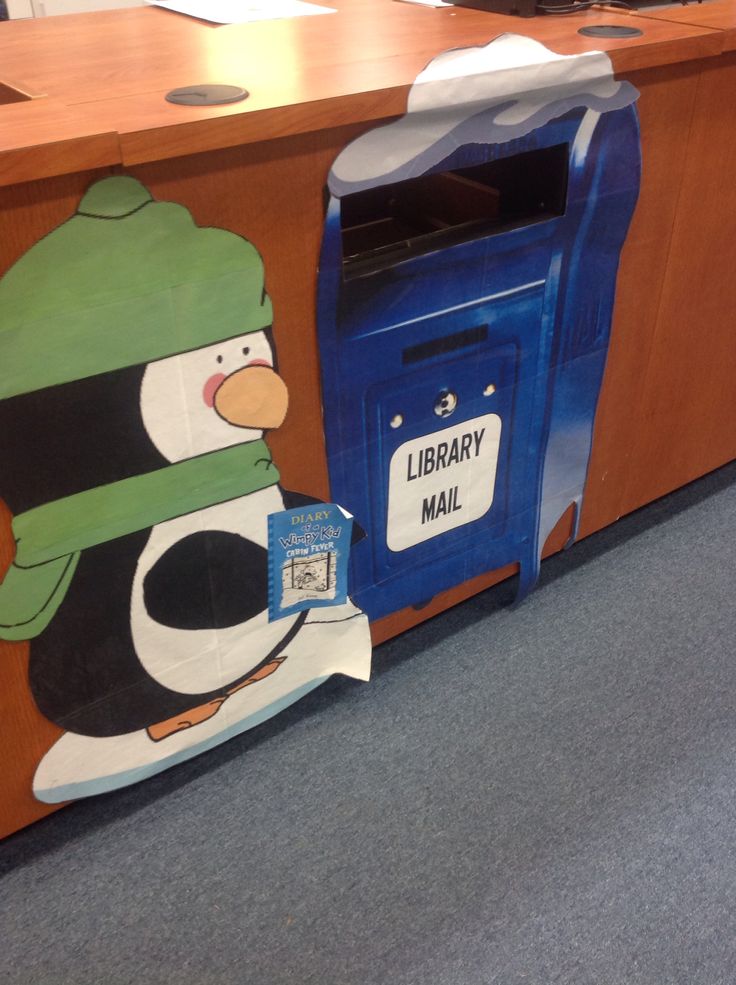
[618,51,736,513]
[578,58,706,537]
[0,0,724,183]
[635,0,736,51]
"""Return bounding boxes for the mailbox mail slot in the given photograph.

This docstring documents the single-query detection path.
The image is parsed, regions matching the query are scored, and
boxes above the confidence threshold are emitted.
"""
[318,105,641,620]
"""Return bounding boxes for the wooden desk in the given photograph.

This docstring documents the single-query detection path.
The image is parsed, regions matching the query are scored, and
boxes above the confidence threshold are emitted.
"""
[0,1,723,183]
[1,0,734,838]
[635,0,736,49]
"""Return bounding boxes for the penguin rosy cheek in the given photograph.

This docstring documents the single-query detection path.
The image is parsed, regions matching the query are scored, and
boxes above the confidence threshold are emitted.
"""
[203,373,226,408]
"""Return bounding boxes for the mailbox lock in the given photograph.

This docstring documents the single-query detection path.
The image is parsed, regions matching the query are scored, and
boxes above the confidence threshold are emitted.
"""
[434,389,458,418]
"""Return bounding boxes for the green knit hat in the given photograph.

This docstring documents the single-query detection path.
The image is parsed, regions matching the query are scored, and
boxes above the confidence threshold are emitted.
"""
[0,176,274,401]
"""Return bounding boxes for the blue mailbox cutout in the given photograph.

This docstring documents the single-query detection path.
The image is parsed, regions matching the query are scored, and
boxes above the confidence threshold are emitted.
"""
[317,35,641,621]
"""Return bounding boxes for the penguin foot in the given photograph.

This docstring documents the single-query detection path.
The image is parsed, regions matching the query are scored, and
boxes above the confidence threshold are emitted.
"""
[146,697,226,742]
[146,655,288,741]
[227,654,286,694]
[32,605,371,804]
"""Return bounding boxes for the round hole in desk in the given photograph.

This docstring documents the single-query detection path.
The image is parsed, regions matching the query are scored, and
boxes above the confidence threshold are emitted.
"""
[165,85,249,106]
[578,24,643,38]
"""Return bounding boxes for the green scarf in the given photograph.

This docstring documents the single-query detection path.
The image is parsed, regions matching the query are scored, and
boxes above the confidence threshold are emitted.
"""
[0,440,279,642]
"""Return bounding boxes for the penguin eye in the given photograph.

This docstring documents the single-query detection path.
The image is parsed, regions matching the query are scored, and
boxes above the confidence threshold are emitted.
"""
[242,346,251,356]
[216,355,223,364]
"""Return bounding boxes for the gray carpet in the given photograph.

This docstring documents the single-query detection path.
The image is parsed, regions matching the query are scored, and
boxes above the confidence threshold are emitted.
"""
[2,463,736,985]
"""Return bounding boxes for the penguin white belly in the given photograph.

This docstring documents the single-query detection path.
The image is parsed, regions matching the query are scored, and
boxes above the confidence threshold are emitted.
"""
[130,485,300,694]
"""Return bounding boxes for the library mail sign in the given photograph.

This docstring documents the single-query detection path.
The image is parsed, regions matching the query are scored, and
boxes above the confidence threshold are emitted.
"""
[387,414,502,552]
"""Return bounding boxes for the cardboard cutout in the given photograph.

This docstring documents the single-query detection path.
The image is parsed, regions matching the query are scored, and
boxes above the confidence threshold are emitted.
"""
[0,177,371,803]
[317,35,641,619]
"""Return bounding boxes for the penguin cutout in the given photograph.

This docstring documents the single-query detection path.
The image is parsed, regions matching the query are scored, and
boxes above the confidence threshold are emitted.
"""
[0,177,371,804]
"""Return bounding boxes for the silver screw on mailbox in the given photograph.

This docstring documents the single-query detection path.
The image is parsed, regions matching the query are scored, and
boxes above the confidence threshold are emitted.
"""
[483,383,497,396]
[390,414,404,429]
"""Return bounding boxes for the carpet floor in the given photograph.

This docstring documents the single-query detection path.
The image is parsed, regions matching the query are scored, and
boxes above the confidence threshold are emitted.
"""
[2,462,736,985]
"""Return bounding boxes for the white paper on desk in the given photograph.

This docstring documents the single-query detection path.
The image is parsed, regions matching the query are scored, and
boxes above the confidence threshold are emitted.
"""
[395,0,452,8]
[147,0,336,23]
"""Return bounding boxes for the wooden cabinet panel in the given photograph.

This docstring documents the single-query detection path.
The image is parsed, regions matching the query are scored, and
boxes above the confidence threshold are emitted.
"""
[619,53,736,514]
[579,60,705,537]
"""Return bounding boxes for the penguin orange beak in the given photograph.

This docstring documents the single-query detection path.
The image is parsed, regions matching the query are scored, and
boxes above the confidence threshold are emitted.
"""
[213,365,288,430]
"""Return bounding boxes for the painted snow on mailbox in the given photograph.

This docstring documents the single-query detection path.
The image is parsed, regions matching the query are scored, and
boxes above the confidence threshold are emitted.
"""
[0,176,371,805]
[317,34,641,620]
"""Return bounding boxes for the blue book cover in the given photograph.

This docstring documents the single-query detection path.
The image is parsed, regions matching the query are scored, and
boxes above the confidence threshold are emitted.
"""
[268,503,353,621]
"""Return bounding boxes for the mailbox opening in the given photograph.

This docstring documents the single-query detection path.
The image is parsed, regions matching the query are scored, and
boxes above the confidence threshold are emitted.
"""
[340,143,569,278]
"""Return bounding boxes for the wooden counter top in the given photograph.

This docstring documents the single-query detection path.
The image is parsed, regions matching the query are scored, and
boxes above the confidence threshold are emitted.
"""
[633,0,736,50]
[0,0,724,184]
